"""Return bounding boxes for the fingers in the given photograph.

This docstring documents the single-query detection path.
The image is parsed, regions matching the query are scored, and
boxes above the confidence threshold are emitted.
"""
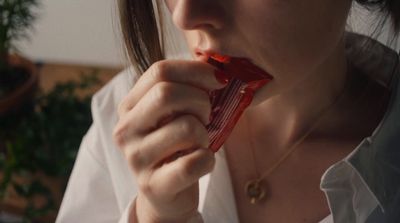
[143,148,215,198]
[133,82,211,133]
[118,60,225,116]
[122,115,210,173]
[113,59,222,222]
[114,82,212,146]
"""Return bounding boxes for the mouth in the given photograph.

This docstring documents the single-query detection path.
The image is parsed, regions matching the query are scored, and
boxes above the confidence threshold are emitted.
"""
[204,52,273,152]
[194,48,233,62]
[195,48,274,83]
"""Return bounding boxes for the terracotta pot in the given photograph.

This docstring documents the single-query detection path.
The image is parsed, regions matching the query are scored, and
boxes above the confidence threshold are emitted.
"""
[0,54,39,115]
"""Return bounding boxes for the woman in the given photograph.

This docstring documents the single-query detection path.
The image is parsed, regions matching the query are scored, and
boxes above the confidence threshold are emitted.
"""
[56,0,400,222]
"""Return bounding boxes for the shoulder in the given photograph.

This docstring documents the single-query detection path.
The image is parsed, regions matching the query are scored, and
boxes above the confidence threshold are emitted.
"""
[344,33,400,212]
[84,66,141,159]
[344,32,400,132]
[87,67,141,203]
[345,32,399,89]
[86,66,141,169]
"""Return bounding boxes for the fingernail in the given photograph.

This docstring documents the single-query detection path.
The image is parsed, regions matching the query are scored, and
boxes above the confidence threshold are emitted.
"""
[214,70,229,85]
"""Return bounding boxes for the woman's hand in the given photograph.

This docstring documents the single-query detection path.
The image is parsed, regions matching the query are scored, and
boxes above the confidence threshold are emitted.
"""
[113,60,226,223]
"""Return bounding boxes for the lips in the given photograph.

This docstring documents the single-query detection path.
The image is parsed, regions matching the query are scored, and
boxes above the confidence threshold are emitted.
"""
[195,48,274,82]
[194,48,233,63]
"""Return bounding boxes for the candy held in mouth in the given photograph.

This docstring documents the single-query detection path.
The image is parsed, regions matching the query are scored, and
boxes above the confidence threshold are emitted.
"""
[206,54,273,152]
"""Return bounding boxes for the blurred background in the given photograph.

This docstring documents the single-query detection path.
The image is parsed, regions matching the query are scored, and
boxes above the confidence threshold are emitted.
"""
[11,0,400,67]
[0,1,122,222]
[17,0,123,67]
[0,0,399,222]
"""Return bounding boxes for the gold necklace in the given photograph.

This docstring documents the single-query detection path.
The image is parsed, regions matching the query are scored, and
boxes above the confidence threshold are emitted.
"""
[244,67,352,204]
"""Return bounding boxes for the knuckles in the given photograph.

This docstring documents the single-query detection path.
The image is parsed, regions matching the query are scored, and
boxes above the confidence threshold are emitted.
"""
[150,60,173,82]
[179,149,215,182]
[126,145,147,173]
[116,60,173,118]
[137,173,154,197]
[178,115,200,139]
[151,82,176,107]
[112,120,147,172]
[176,115,210,149]
[112,121,128,148]
[198,149,216,174]
[117,96,130,117]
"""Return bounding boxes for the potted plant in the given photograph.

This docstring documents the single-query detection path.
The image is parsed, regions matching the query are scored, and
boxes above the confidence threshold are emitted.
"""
[0,0,40,115]
[0,72,101,222]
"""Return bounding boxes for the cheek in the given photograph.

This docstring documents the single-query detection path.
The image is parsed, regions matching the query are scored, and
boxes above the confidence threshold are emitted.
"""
[184,31,196,46]
[183,31,202,52]
[235,0,351,81]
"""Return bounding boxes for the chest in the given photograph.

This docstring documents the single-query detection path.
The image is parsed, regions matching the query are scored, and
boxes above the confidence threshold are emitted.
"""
[224,140,360,223]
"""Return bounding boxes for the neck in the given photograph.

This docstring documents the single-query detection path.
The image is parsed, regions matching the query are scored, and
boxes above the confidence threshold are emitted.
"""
[229,40,350,153]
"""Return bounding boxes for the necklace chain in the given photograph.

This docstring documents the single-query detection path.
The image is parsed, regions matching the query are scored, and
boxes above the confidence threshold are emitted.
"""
[244,63,353,204]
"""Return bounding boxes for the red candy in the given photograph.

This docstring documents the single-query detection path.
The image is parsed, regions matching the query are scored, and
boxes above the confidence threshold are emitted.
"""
[206,54,273,152]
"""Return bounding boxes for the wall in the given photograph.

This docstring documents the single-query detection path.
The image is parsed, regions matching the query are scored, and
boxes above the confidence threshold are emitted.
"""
[17,1,399,68]
[17,0,124,67]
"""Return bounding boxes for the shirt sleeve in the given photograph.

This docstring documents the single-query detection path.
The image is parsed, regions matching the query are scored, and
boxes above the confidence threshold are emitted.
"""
[55,124,135,223]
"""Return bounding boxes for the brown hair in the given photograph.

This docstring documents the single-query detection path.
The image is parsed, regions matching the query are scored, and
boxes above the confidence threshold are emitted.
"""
[117,0,164,74]
[356,0,400,32]
[117,0,400,73]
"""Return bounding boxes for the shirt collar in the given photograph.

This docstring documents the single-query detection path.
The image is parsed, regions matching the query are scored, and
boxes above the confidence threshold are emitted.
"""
[343,32,400,211]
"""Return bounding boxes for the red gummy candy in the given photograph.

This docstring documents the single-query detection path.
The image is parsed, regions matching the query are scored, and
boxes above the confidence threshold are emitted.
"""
[206,55,273,152]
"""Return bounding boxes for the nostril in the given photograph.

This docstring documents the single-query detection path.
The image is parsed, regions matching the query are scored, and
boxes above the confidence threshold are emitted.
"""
[195,48,207,57]
[194,49,209,62]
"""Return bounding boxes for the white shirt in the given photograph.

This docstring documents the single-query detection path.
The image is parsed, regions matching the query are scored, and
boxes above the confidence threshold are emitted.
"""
[56,33,400,223]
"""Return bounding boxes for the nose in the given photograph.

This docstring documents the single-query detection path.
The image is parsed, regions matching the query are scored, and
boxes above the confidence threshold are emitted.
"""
[167,0,225,31]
